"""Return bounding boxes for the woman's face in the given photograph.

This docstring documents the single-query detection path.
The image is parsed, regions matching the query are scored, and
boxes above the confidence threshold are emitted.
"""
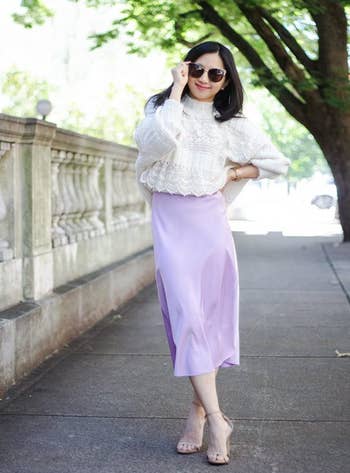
[187,52,229,102]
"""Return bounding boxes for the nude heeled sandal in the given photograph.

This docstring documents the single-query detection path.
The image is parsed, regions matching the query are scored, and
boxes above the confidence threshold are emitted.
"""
[206,410,233,465]
[176,400,207,454]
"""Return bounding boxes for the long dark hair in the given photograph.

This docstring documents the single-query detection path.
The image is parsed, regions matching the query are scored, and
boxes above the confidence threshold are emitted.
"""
[145,41,244,122]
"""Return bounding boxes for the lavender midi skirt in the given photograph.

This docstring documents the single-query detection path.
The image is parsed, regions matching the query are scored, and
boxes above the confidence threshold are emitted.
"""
[151,190,240,377]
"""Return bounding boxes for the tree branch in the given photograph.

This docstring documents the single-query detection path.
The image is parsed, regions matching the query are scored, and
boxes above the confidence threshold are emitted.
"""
[174,9,212,47]
[235,0,312,91]
[308,0,350,109]
[309,0,348,79]
[173,29,212,48]
[256,6,318,76]
[197,1,307,125]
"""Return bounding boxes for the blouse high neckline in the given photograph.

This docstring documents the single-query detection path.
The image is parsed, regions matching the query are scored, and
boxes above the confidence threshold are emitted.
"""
[182,93,216,117]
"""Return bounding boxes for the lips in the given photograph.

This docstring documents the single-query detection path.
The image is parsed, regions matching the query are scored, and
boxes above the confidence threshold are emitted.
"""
[195,82,210,90]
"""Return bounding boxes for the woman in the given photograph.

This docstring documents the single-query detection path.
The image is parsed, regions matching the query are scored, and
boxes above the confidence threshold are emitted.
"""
[134,41,291,465]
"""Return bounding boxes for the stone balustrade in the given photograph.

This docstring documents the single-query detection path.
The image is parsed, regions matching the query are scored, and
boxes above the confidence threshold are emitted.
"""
[0,113,152,310]
[0,113,155,397]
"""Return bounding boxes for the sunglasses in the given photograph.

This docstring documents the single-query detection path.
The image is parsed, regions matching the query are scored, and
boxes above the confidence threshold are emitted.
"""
[188,62,227,83]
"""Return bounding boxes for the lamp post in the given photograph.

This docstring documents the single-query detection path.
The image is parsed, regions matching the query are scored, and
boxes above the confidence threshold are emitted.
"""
[36,99,52,120]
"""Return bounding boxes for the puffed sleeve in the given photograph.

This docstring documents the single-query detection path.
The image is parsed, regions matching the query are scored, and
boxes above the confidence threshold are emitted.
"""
[134,97,184,170]
[221,117,291,209]
[134,97,184,208]
[242,118,292,180]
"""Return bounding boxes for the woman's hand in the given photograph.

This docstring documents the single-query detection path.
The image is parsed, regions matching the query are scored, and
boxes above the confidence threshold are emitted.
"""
[171,61,191,89]
[219,166,242,192]
[220,164,260,192]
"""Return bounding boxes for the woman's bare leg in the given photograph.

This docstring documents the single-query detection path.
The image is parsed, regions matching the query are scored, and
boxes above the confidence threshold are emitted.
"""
[189,369,231,462]
[177,391,206,452]
[189,370,220,413]
[177,368,219,452]
[192,367,219,405]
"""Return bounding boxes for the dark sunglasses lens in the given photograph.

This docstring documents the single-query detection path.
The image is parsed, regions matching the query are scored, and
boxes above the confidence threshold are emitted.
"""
[188,63,204,78]
[208,69,225,82]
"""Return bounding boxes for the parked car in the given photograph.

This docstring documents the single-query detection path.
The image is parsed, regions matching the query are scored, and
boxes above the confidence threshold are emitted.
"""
[309,175,336,205]
[311,194,334,209]
[309,174,339,218]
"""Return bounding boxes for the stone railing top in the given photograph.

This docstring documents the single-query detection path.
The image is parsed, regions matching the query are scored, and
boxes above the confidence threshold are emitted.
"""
[0,114,138,158]
[54,127,137,159]
[0,113,56,145]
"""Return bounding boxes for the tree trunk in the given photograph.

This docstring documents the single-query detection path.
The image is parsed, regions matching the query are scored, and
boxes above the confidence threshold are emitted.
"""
[311,113,350,242]
[333,160,350,242]
[323,149,350,243]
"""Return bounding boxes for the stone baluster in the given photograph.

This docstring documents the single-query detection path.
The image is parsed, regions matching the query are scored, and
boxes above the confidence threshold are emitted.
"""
[56,150,74,242]
[51,149,68,247]
[101,155,113,234]
[112,160,128,230]
[65,151,82,239]
[50,139,144,244]
[78,153,94,236]
[111,161,119,222]
[79,154,103,237]
[87,156,105,235]
[0,142,13,261]
[72,153,88,239]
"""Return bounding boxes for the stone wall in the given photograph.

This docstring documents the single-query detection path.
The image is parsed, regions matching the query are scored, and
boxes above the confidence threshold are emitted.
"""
[0,114,154,397]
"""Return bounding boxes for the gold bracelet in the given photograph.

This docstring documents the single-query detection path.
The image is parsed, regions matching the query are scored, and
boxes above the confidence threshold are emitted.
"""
[231,167,241,182]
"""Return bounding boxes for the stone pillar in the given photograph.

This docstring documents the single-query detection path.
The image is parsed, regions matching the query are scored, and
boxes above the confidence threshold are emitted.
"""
[19,119,56,300]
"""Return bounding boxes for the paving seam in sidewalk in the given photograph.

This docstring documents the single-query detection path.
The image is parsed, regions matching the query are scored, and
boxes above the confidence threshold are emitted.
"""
[0,285,156,411]
[70,352,340,358]
[321,242,350,304]
[1,413,349,423]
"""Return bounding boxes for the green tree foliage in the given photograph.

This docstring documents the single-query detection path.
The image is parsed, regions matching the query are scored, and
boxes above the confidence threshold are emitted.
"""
[60,82,146,145]
[0,68,54,117]
[12,1,350,118]
[10,0,350,240]
[0,67,145,145]
[8,0,340,174]
[12,0,54,28]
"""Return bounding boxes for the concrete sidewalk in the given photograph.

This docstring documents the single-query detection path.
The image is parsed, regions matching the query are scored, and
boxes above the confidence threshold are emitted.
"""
[1,231,349,473]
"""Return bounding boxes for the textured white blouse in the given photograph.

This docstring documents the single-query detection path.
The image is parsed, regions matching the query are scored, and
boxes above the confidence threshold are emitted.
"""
[134,93,291,208]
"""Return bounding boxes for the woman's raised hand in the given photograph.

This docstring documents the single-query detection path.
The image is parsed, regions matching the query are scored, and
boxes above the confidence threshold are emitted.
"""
[171,61,191,88]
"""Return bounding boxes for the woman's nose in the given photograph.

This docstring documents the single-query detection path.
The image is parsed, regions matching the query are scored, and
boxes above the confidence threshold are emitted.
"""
[198,71,210,82]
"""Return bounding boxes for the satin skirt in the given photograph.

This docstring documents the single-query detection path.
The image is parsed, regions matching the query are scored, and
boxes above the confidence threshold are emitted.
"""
[151,190,240,377]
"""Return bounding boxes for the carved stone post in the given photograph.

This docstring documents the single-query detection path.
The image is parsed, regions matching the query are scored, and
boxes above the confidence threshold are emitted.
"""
[19,119,55,300]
